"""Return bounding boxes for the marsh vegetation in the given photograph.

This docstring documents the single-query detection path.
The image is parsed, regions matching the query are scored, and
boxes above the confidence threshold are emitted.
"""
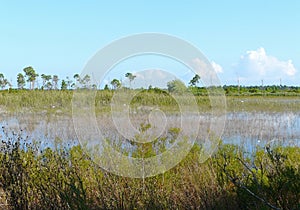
[0,90,299,209]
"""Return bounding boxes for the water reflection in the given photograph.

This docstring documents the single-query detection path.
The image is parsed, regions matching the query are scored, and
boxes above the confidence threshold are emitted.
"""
[223,112,300,153]
[1,111,299,154]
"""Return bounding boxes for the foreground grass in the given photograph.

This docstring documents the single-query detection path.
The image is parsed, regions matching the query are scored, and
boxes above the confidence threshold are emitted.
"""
[0,128,299,210]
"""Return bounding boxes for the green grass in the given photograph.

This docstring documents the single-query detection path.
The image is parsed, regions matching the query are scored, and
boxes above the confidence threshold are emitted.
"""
[0,89,299,209]
[0,129,299,209]
[0,89,300,114]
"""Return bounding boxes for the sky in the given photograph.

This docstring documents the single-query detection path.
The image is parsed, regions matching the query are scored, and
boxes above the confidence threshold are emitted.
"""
[0,0,299,87]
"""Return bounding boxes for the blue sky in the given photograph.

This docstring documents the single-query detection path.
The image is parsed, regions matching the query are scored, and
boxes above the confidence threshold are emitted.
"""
[0,0,299,87]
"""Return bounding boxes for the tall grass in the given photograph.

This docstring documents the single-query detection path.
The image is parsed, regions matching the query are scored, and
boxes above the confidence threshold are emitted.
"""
[1,90,300,113]
[0,90,299,209]
[0,127,299,209]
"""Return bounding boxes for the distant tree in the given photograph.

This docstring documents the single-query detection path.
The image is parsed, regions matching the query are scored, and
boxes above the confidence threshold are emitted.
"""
[73,73,80,82]
[189,74,201,87]
[0,73,9,90]
[66,76,73,90]
[125,72,136,88]
[45,81,52,90]
[104,84,109,90]
[81,74,91,88]
[73,74,81,88]
[23,66,38,90]
[41,74,46,88]
[17,73,26,89]
[110,79,121,90]
[73,73,79,79]
[167,79,187,93]
[41,74,52,90]
[52,75,59,90]
[0,73,5,89]
[92,84,97,89]
[61,79,67,90]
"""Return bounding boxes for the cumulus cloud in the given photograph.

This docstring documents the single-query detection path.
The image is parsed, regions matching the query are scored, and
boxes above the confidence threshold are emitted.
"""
[236,47,297,82]
[211,61,223,73]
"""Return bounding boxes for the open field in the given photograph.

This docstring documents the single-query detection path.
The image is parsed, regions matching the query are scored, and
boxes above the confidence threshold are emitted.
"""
[0,90,299,209]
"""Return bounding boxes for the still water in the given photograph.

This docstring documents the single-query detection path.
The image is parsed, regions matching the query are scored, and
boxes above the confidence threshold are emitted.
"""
[1,111,299,154]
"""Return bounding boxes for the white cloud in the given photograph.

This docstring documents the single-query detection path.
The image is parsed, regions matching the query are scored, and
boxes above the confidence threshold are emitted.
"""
[211,61,223,73]
[237,47,297,81]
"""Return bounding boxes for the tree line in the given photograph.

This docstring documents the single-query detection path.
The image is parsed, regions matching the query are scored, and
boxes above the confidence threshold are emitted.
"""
[0,67,299,95]
[0,67,139,90]
[0,66,94,90]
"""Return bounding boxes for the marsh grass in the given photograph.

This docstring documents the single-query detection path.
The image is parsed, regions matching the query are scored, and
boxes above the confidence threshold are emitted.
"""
[1,90,299,114]
[0,127,299,209]
[0,90,300,209]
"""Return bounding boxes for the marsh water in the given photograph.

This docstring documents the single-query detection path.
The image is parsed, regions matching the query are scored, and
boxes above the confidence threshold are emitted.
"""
[1,108,299,155]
